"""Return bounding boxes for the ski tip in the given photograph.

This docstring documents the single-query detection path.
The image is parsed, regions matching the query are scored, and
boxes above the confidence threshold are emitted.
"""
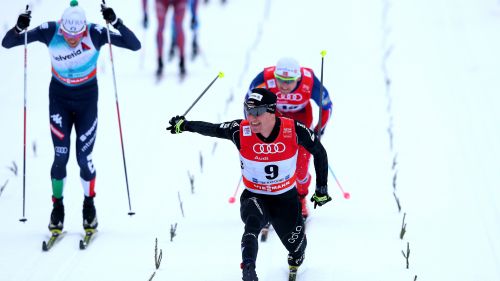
[19,217,27,223]
[320,50,327,57]
[218,71,224,78]
[128,211,136,216]
[42,241,48,251]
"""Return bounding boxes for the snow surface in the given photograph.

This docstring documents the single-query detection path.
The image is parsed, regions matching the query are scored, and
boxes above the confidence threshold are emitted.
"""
[1,0,500,280]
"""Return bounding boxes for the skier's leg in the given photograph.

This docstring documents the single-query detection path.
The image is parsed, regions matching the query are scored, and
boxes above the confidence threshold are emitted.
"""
[48,91,74,231]
[271,188,307,267]
[295,147,312,218]
[173,0,187,75]
[74,94,98,230]
[155,0,168,75]
[239,190,268,265]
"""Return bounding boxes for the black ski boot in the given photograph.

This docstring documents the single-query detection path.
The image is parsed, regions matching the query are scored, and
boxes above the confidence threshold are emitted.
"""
[179,56,186,77]
[192,37,199,59]
[288,251,305,267]
[241,262,258,281]
[156,57,164,78]
[142,12,148,29]
[82,196,98,230]
[48,197,64,231]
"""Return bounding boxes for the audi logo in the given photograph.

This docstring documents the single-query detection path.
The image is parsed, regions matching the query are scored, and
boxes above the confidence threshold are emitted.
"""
[253,142,286,154]
[277,93,303,101]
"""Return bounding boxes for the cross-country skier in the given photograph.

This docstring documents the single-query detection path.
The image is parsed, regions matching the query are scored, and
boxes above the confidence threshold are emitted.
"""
[168,0,199,60]
[154,0,188,78]
[2,1,141,234]
[167,88,332,281]
[246,57,333,220]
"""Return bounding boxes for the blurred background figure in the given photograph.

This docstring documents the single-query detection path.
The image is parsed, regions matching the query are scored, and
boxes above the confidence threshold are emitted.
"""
[142,0,148,28]
[168,0,199,62]
[155,0,187,79]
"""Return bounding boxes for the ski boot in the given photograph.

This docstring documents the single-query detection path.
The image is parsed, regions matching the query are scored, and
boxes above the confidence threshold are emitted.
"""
[287,251,304,281]
[156,57,164,79]
[48,197,64,231]
[82,196,98,231]
[192,37,199,59]
[142,12,148,29]
[179,56,186,78]
[241,262,258,281]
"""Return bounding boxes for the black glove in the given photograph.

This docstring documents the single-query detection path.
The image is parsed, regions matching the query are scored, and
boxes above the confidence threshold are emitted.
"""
[166,115,187,134]
[15,10,31,33]
[101,4,121,28]
[310,185,332,208]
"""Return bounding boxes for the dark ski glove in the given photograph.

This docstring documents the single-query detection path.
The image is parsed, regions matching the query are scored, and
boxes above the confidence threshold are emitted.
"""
[310,185,332,208]
[15,10,31,33]
[167,115,186,134]
[101,4,122,28]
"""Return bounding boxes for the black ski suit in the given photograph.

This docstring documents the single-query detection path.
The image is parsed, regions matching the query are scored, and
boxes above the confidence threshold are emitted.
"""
[183,116,328,266]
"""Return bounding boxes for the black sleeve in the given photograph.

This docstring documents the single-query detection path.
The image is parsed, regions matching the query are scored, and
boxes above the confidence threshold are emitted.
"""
[295,121,328,187]
[2,22,56,48]
[89,23,141,51]
[184,119,243,149]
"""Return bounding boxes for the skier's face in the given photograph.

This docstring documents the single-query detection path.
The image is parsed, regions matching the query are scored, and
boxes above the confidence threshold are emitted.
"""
[64,36,82,48]
[61,29,84,48]
[276,78,298,94]
[247,112,275,137]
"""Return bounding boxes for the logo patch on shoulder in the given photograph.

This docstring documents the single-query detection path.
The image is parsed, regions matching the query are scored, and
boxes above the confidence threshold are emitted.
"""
[242,125,252,136]
[267,79,276,88]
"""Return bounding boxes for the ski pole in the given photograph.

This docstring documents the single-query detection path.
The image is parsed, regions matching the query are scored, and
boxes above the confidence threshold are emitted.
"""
[317,50,326,140]
[183,72,224,116]
[103,0,135,216]
[316,51,349,200]
[328,164,350,199]
[19,4,30,223]
[228,175,242,204]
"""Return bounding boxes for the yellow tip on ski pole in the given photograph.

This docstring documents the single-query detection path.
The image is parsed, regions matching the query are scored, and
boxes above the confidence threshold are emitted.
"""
[321,50,327,57]
[218,71,225,78]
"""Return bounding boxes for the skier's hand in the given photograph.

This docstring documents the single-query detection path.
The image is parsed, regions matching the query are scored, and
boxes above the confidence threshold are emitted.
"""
[101,4,121,28]
[15,10,31,33]
[167,115,186,134]
[310,185,332,208]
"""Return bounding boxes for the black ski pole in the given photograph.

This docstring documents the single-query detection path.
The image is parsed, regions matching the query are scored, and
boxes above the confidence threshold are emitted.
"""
[317,50,326,141]
[19,4,30,223]
[316,51,349,200]
[183,72,224,116]
[102,0,135,216]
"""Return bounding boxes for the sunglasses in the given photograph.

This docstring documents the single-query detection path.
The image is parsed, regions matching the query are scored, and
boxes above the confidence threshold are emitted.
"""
[62,30,84,40]
[274,73,299,84]
[244,102,268,117]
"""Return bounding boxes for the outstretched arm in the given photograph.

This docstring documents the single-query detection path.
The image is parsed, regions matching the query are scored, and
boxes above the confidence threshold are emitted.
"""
[167,116,243,148]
